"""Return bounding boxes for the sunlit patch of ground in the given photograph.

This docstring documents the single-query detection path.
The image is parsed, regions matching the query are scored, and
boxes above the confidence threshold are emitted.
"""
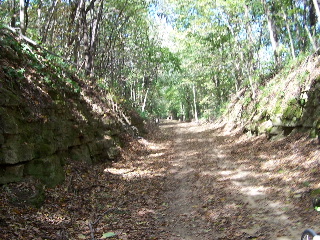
[156,121,320,239]
[1,121,320,239]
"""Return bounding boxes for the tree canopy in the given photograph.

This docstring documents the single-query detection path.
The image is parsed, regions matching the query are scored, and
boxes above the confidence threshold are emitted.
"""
[1,0,319,120]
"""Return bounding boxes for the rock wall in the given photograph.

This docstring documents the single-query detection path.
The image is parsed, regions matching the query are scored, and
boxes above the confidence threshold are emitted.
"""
[0,28,136,187]
[223,53,320,139]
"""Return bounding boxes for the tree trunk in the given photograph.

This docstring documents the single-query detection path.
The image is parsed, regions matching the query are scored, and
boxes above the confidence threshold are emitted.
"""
[79,0,103,75]
[244,4,256,99]
[88,0,103,76]
[10,0,17,28]
[41,0,58,43]
[262,0,281,65]
[37,0,42,35]
[19,0,25,34]
[141,88,149,112]
[305,25,318,51]
[312,0,320,23]
[79,0,90,73]
[192,84,198,122]
[283,9,296,59]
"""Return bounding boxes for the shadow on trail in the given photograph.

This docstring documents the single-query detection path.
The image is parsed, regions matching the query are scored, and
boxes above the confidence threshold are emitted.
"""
[3,120,318,240]
[45,120,317,240]
[153,120,320,240]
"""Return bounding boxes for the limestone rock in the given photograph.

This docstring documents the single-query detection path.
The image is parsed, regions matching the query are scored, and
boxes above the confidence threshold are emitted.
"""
[24,155,65,187]
[0,164,24,184]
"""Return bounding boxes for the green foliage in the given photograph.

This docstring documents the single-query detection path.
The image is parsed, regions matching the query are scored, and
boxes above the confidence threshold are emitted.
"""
[3,66,24,82]
[136,108,150,120]
[282,99,303,120]
[1,0,317,121]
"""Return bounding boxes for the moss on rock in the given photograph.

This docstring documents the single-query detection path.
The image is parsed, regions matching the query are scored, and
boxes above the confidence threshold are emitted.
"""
[282,99,303,121]
[24,155,65,187]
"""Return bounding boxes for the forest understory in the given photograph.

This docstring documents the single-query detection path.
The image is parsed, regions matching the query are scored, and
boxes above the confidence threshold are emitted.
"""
[1,120,320,240]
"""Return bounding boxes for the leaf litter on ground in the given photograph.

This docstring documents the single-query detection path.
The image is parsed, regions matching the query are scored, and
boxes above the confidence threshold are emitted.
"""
[1,121,320,239]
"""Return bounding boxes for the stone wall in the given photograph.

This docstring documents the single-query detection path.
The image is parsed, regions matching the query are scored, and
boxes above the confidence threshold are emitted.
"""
[0,29,131,187]
[0,84,122,187]
[224,54,320,139]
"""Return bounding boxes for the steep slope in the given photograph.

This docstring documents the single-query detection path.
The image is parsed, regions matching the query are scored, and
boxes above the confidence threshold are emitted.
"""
[222,53,320,139]
[0,27,144,188]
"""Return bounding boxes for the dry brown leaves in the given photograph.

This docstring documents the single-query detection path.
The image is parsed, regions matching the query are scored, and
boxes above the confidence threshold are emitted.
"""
[1,121,320,240]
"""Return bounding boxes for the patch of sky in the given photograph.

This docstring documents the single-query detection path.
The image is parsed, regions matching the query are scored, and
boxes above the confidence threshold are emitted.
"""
[148,0,177,50]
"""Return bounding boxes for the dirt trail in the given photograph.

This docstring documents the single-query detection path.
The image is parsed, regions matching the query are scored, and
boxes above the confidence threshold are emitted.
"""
[153,120,320,240]
[2,120,320,240]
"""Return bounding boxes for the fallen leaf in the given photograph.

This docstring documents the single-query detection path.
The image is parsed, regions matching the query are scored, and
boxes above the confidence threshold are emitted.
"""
[77,234,86,239]
[101,232,116,238]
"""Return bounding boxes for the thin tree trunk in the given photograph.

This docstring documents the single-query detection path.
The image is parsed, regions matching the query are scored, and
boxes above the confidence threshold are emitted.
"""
[262,0,280,65]
[133,82,136,102]
[25,0,30,33]
[71,0,83,65]
[80,0,90,73]
[41,0,58,43]
[283,9,296,59]
[244,4,256,99]
[88,0,103,76]
[305,25,318,51]
[180,102,184,121]
[142,88,149,112]
[192,84,198,122]
[80,0,103,75]
[312,0,320,21]
[10,0,17,27]
[19,0,25,34]
[37,0,42,35]
[48,16,56,51]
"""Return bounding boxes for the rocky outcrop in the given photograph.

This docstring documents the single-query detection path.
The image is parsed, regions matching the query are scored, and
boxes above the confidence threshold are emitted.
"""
[223,53,320,139]
[0,28,139,187]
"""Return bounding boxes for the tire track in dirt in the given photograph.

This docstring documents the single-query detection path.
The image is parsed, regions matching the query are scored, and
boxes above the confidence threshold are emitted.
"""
[158,120,319,240]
